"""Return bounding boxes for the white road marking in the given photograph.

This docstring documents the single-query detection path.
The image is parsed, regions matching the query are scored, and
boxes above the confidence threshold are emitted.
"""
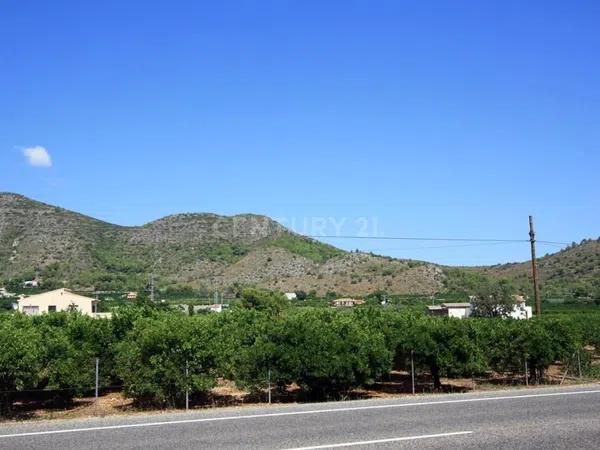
[0,388,598,439]
[282,431,473,449]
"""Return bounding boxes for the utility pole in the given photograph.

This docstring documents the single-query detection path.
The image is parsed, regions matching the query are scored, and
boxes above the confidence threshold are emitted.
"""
[529,216,542,317]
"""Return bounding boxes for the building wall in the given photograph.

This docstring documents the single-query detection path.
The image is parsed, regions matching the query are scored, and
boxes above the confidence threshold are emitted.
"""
[18,289,95,316]
[509,305,533,320]
[447,307,471,319]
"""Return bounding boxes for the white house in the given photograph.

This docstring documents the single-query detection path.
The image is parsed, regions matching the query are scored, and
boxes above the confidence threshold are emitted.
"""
[195,303,229,313]
[331,298,366,308]
[17,288,98,316]
[427,303,472,319]
[284,292,297,301]
[428,298,532,320]
[175,304,229,314]
[509,296,533,320]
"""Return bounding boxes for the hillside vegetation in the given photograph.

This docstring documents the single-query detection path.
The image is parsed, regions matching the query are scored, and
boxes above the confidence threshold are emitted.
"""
[1,193,598,299]
[0,193,443,295]
[468,239,600,299]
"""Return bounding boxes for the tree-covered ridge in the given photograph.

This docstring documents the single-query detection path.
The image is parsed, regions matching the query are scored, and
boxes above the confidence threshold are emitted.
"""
[467,238,600,300]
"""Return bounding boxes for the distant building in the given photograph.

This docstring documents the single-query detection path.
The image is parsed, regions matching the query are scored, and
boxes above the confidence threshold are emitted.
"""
[427,297,532,320]
[126,291,138,300]
[284,292,297,300]
[17,288,99,316]
[426,305,445,316]
[175,304,229,314]
[195,303,229,313]
[22,280,39,288]
[509,296,533,320]
[427,303,472,319]
[331,298,365,308]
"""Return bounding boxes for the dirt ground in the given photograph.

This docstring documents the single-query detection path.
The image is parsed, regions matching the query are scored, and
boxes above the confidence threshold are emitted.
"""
[3,365,593,423]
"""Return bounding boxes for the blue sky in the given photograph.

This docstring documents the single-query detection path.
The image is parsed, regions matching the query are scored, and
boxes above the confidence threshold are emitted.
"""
[1,1,599,265]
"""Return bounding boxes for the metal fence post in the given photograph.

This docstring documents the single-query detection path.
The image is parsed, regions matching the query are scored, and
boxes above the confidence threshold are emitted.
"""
[185,360,189,412]
[268,368,272,404]
[95,358,99,401]
[411,350,415,395]
[524,360,529,386]
[577,351,582,379]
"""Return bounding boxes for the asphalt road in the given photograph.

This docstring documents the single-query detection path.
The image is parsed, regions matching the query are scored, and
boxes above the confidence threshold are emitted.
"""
[1,384,599,449]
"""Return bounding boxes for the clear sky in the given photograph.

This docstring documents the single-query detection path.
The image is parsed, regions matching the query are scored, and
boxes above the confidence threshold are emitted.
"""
[1,1,598,266]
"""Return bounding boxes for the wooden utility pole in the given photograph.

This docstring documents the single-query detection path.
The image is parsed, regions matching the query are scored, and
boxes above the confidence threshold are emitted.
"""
[529,216,542,317]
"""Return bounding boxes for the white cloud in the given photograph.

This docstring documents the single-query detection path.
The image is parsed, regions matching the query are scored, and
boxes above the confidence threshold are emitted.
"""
[23,146,52,168]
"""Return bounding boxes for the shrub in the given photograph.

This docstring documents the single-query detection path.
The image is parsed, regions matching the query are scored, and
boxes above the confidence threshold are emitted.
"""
[219,308,392,398]
[116,313,219,407]
[0,316,43,414]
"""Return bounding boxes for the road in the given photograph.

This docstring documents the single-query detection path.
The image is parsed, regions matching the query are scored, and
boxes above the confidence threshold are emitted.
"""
[1,384,599,449]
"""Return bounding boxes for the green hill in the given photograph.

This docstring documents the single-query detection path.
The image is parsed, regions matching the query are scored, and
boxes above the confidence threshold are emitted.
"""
[0,193,443,296]
[467,239,600,299]
[1,193,597,300]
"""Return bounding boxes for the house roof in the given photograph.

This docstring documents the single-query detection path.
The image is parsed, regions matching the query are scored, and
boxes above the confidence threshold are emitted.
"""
[331,298,365,306]
[441,303,471,308]
[18,288,96,304]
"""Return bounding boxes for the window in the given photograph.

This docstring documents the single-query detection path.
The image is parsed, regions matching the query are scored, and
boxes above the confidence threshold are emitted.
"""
[48,305,57,313]
[22,306,39,315]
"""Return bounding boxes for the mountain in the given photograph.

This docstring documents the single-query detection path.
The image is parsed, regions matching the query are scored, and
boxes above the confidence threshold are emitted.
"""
[0,193,445,296]
[2,193,597,298]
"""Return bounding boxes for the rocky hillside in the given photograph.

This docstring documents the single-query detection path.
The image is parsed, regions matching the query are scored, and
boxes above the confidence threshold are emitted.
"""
[3,193,597,298]
[0,193,444,295]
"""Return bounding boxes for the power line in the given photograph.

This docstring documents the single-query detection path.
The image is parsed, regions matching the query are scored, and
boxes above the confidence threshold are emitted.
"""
[305,234,568,246]
[362,242,520,252]
[363,241,568,252]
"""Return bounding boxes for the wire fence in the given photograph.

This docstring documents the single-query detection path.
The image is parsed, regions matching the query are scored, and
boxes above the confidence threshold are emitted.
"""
[2,350,594,413]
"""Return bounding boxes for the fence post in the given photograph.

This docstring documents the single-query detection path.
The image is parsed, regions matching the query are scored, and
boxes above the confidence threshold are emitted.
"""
[577,351,582,379]
[95,358,99,401]
[185,360,189,412]
[268,368,272,404]
[410,350,415,395]
[524,359,529,387]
